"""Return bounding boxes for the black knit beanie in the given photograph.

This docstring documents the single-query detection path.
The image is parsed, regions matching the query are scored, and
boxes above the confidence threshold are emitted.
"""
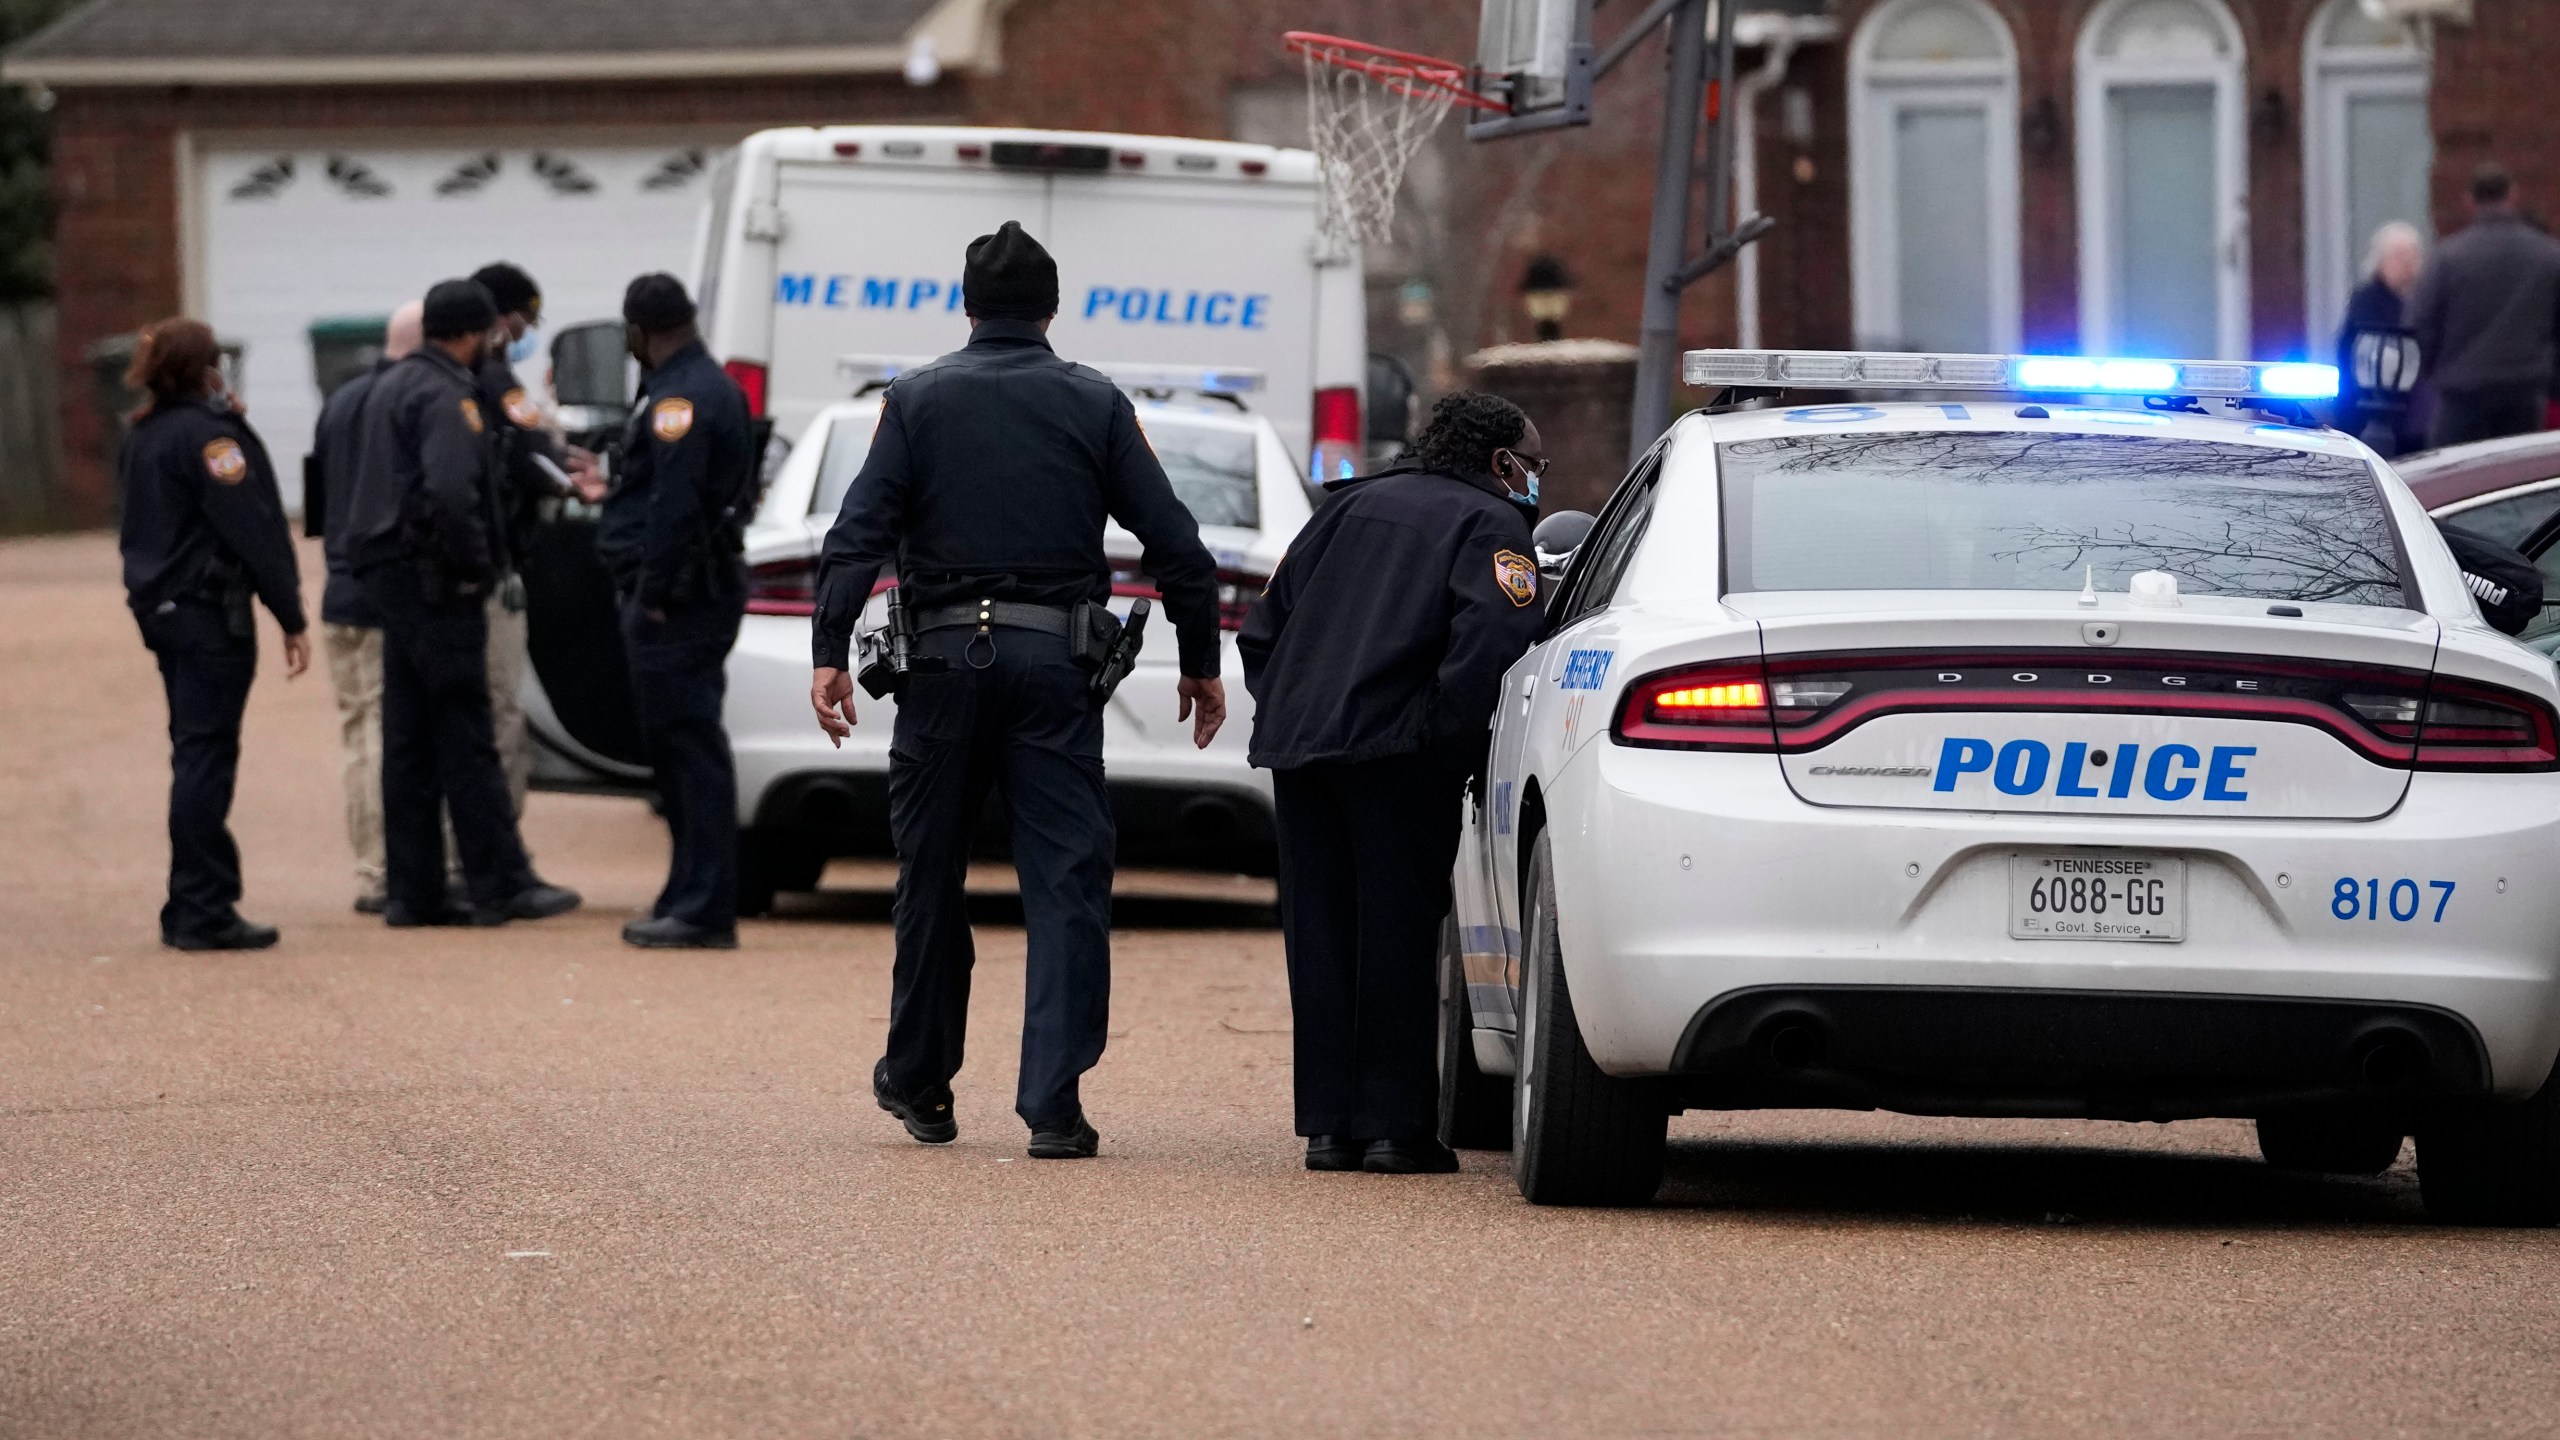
[963,221,1060,322]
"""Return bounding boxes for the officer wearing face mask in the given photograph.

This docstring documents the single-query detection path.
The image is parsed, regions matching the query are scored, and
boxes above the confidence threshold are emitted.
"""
[466,262,595,808]
[1238,391,1548,1177]
[344,277,581,929]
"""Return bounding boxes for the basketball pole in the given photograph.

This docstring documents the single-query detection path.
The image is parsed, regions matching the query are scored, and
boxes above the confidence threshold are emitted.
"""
[1629,0,1741,466]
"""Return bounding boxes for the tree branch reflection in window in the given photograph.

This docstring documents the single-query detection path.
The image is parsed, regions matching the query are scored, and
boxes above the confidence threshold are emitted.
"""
[1719,431,2406,607]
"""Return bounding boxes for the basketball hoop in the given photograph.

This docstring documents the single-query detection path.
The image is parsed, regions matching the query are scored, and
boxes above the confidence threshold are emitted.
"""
[1284,31,1503,252]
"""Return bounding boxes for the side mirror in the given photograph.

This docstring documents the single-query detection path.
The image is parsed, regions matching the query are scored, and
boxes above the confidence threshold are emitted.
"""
[1532,510,1596,583]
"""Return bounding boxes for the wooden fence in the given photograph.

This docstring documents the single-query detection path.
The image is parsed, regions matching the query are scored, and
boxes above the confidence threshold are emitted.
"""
[0,303,65,532]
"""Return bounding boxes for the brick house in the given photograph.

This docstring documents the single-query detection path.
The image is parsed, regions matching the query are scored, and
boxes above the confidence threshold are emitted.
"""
[5,0,2552,519]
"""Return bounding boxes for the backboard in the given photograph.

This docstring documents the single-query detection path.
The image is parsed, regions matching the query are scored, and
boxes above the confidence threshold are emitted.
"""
[1471,0,1595,137]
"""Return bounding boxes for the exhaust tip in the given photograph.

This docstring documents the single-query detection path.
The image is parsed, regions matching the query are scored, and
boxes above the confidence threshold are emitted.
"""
[1761,1013,1826,1071]
[2354,1029,2427,1090]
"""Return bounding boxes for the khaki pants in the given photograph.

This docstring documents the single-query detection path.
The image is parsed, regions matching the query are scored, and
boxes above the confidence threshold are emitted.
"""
[487,584,531,813]
[322,622,386,896]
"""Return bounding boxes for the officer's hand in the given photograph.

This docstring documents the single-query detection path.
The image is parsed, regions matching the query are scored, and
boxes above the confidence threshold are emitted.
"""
[812,667,857,745]
[565,447,607,502]
[282,629,311,680]
[1178,675,1226,750]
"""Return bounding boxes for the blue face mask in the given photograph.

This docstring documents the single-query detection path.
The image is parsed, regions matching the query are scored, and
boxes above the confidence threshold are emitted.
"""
[1501,451,1540,508]
[506,327,542,365]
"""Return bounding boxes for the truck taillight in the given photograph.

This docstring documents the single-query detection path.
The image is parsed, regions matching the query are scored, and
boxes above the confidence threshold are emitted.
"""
[724,359,769,417]
[747,557,814,616]
[1312,385,1362,484]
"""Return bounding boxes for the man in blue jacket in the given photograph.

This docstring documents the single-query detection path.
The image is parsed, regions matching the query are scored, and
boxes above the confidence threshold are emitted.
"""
[1241,392,1549,1175]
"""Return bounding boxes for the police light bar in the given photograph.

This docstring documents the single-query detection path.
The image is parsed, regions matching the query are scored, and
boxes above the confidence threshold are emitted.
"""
[1682,349,2339,402]
[836,354,1266,396]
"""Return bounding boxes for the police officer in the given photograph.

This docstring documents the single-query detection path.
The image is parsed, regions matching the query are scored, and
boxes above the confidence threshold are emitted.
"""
[344,278,581,928]
[1239,392,1548,1174]
[311,299,422,913]
[466,262,595,809]
[118,317,311,950]
[589,274,755,949]
[809,221,1227,1159]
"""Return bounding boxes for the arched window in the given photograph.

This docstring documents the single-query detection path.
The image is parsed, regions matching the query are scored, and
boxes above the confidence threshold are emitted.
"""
[2075,0,2250,358]
[1849,0,2021,352]
[2302,0,2431,347]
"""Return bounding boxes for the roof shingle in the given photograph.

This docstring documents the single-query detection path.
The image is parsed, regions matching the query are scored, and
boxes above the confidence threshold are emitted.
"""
[9,0,940,63]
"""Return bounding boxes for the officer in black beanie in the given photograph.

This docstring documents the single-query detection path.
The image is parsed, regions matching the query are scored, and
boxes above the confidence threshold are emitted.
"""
[344,278,581,928]
[809,221,1228,1160]
[588,273,757,948]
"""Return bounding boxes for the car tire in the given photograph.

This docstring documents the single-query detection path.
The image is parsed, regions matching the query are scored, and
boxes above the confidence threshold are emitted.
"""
[2418,1070,2560,1226]
[1438,913,1512,1152]
[2255,1112,2404,1175]
[1511,833,1667,1206]
[737,827,826,919]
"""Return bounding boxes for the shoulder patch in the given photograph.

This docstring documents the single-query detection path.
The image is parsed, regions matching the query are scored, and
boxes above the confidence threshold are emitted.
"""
[652,396,695,442]
[201,437,248,485]
[1493,549,1538,608]
[458,397,485,434]
[501,386,541,428]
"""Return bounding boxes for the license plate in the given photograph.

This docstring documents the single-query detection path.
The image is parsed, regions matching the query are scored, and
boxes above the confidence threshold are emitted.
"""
[2010,851,2186,942]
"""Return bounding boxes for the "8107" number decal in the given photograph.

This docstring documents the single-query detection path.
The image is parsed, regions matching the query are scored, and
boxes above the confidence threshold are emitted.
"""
[2331,877,2454,923]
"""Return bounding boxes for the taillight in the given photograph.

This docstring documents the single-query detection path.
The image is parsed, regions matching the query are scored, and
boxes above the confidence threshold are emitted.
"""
[2409,678,2560,770]
[747,557,814,616]
[1311,385,1362,484]
[1109,566,1265,631]
[724,358,769,417]
[1618,660,1781,749]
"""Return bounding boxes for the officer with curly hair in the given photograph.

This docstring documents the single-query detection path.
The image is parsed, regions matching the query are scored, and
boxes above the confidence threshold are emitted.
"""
[1240,390,1549,1175]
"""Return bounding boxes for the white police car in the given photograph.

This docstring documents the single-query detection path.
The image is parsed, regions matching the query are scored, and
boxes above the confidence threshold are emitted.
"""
[1442,350,2560,1223]
[716,368,1307,906]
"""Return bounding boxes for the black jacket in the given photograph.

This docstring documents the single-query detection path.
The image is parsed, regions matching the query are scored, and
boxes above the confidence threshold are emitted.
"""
[118,397,306,633]
[344,347,500,583]
[312,361,384,627]
[2409,206,2560,394]
[474,349,567,570]
[596,339,755,608]
[812,320,1222,677]
[1240,466,1542,771]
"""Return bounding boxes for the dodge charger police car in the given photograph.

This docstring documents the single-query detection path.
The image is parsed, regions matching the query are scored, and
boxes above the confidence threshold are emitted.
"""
[1442,350,2560,1224]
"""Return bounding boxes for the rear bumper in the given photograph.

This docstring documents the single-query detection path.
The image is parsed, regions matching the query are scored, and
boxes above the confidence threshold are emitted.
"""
[1548,745,2560,1102]
[1672,984,2487,1120]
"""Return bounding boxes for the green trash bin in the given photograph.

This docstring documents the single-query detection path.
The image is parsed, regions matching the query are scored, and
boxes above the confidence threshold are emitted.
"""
[308,315,389,401]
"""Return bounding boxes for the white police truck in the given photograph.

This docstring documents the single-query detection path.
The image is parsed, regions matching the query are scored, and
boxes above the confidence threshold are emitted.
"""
[1443,350,2560,1225]
[690,125,1371,489]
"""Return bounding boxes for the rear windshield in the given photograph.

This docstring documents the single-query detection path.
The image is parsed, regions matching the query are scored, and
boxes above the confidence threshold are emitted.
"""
[1719,430,2409,608]
[809,409,1260,530]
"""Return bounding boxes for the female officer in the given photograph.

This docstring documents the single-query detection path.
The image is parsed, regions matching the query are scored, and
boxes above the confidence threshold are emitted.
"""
[1241,392,1549,1174]
[118,318,311,950]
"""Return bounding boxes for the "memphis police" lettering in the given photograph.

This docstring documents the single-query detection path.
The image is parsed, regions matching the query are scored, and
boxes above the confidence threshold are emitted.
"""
[777,275,965,311]
[1933,738,2255,802]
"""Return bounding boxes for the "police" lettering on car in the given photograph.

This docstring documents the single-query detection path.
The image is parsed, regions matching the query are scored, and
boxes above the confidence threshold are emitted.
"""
[1081,287,1270,329]
[1932,738,2256,801]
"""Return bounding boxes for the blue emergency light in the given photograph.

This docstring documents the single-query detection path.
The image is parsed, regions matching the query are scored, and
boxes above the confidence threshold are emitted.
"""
[1684,349,2340,403]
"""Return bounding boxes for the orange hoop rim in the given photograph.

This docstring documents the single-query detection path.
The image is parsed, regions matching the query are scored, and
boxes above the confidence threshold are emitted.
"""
[1283,30,1508,113]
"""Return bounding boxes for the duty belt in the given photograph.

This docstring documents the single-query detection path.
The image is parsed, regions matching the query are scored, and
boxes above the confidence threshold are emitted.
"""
[912,599,1076,638]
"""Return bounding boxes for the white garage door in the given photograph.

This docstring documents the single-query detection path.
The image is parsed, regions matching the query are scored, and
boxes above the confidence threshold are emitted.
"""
[198,141,723,509]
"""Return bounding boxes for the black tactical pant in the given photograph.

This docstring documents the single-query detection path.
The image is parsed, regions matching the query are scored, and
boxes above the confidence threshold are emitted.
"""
[1272,755,1468,1140]
[621,585,745,931]
[884,626,1113,1131]
[141,600,257,940]
[363,566,535,913]
[2432,382,2549,449]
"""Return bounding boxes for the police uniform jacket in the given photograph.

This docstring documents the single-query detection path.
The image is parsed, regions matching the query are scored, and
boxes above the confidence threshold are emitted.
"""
[343,347,500,582]
[811,319,1222,677]
[474,350,567,570]
[595,338,754,608]
[118,396,306,633]
[311,361,385,627]
[1239,466,1542,771]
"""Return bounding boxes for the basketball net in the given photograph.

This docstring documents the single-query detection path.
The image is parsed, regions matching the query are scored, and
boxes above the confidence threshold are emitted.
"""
[1287,33,1493,253]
